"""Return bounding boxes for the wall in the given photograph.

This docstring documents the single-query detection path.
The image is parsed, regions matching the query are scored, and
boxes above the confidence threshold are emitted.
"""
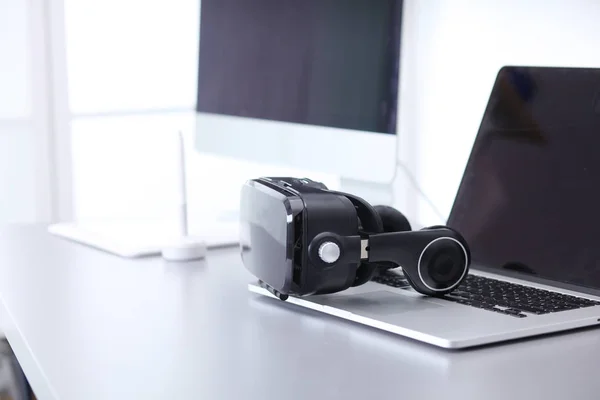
[63,0,199,114]
[64,0,203,223]
[397,0,600,226]
[0,0,38,224]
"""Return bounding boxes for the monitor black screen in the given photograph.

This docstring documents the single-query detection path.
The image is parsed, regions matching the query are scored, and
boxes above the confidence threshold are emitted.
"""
[196,0,403,134]
[448,66,600,290]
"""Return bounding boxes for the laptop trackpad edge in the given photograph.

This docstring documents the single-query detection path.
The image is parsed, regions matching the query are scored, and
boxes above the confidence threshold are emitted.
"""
[315,290,442,316]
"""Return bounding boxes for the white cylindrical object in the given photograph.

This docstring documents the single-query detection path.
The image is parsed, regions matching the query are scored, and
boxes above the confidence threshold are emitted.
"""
[161,238,207,262]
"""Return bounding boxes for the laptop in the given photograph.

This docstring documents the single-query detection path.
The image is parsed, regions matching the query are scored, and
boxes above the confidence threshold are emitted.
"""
[249,66,600,349]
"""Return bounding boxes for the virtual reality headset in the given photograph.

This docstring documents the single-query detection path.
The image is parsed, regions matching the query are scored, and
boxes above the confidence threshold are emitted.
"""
[240,177,470,300]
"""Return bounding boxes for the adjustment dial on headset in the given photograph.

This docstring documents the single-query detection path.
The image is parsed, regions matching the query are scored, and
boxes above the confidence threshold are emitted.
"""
[318,241,341,264]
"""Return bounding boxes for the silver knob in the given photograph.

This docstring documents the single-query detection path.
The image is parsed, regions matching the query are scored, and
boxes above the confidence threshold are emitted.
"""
[318,241,341,264]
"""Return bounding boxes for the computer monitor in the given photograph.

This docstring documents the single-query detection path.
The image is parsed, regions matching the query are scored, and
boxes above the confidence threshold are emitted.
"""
[194,0,403,187]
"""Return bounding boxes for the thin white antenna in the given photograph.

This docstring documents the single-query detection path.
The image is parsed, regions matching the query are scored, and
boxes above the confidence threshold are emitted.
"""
[176,130,188,237]
[161,130,207,261]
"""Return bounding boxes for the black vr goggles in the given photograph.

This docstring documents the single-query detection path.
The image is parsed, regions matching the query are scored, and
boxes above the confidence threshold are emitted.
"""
[240,177,470,300]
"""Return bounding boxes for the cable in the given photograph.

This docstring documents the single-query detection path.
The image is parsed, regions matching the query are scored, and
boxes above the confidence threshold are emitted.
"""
[388,136,447,223]
[392,161,447,223]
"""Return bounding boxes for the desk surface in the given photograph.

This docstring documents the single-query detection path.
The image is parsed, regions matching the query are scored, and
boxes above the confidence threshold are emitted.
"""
[1,225,600,399]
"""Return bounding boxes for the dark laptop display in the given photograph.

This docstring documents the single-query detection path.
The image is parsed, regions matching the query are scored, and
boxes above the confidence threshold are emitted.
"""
[448,67,600,290]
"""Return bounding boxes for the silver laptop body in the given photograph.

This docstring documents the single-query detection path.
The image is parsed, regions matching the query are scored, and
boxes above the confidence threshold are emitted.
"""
[249,66,600,349]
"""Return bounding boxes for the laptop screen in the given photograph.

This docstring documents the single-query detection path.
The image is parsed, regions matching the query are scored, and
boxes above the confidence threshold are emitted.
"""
[448,66,600,290]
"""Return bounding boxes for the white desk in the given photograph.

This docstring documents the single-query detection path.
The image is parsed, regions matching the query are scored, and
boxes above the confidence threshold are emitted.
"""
[1,225,600,399]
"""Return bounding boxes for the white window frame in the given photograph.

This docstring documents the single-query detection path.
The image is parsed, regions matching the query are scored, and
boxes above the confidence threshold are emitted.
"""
[30,0,73,223]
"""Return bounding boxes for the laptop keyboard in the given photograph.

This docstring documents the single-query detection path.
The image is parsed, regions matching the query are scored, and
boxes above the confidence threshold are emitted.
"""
[372,272,600,318]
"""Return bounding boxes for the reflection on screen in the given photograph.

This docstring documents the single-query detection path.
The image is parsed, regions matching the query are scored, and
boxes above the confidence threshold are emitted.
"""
[448,66,600,289]
[196,0,403,134]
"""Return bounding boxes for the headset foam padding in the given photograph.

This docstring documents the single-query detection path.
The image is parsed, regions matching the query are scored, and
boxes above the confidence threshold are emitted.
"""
[373,205,412,232]
[331,191,384,286]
